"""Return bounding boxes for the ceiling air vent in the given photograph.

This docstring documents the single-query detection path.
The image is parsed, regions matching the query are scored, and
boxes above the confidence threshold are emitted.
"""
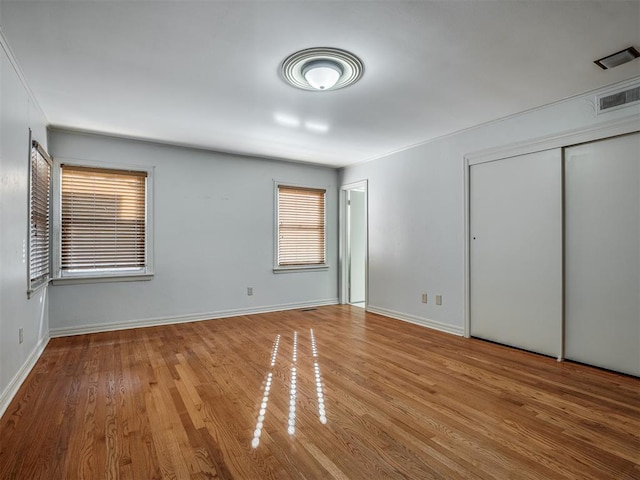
[596,84,640,114]
[594,47,639,70]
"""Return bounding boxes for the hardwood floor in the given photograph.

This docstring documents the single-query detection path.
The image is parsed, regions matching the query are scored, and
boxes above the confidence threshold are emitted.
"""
[1,305,638,479]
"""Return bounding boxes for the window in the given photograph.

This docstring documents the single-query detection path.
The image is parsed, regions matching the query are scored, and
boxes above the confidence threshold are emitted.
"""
[28,139,52,294]
[276,184,326,269]
[58,164,151,280]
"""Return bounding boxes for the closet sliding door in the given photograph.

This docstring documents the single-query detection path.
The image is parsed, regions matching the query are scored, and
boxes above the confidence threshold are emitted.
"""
[564,133,640,376]
[470,149,563,357]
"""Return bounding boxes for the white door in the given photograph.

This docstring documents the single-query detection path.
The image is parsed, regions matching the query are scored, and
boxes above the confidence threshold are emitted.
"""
[341,181,368,306]
[348,190,366,304]
[564,133,640,376]
[470,149,563,357]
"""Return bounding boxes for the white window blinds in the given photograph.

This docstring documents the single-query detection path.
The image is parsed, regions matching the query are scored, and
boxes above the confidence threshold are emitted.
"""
[277,185,326,266]
[60,165,147,274]
[29,141,52,290]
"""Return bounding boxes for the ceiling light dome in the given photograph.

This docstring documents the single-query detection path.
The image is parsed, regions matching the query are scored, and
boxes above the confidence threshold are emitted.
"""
[281,47,364,91]
[302,60,343,90]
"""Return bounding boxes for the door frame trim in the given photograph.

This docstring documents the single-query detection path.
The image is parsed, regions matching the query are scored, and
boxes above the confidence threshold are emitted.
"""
[339,180,369,306]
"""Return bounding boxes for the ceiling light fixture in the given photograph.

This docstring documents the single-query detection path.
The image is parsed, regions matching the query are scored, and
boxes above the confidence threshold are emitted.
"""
[302,61,343,90]
[281,47,364,91]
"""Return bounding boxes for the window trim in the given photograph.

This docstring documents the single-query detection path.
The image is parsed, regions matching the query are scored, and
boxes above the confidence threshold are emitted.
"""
[27,133,53,297]
[273,181,329,273]
[52,157,155,285]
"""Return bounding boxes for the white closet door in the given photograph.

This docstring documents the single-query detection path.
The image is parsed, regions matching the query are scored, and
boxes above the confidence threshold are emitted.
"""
[565,133,640,376]
[470,149,562,357]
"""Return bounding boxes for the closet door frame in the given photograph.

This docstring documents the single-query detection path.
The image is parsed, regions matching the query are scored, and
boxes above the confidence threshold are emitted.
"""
[463,115,640,348]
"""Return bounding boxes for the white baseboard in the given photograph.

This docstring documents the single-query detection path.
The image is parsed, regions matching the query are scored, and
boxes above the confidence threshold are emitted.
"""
[366,306,464,336]
[49,298,339,337]
[0,335,50,418]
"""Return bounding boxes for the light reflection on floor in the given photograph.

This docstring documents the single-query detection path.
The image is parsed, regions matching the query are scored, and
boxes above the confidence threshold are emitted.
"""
[251,335,280,448]
[288,331,298,435]
[251,328,328,448]
[310,329,327,424]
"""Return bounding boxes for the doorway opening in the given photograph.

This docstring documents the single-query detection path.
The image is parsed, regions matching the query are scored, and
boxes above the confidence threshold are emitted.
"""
[340,181,368,307]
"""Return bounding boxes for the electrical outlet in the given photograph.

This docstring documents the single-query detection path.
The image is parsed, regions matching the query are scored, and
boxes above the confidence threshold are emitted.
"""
[19,328,24,344]
[436,295,442,306]
[421,293,428,304]
[247,287,253,296]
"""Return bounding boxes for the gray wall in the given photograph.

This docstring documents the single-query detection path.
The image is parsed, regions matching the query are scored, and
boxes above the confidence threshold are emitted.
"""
[48,130,339,335]
[340,81,640,334]
[0,36,49,414]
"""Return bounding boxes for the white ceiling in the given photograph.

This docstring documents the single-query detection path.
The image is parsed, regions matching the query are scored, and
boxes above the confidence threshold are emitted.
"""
[2,1,639,167]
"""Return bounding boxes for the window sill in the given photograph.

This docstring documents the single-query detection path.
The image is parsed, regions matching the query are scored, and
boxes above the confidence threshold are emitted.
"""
[51,273,154,286]
[273,265,329,274]
[27,279,50,298]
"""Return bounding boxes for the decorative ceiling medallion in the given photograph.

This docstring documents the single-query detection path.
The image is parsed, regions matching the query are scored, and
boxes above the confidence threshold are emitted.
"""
[281,47,364,91]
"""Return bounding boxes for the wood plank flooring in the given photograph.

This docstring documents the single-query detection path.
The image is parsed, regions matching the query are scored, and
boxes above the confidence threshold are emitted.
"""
[1,305,638,479]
